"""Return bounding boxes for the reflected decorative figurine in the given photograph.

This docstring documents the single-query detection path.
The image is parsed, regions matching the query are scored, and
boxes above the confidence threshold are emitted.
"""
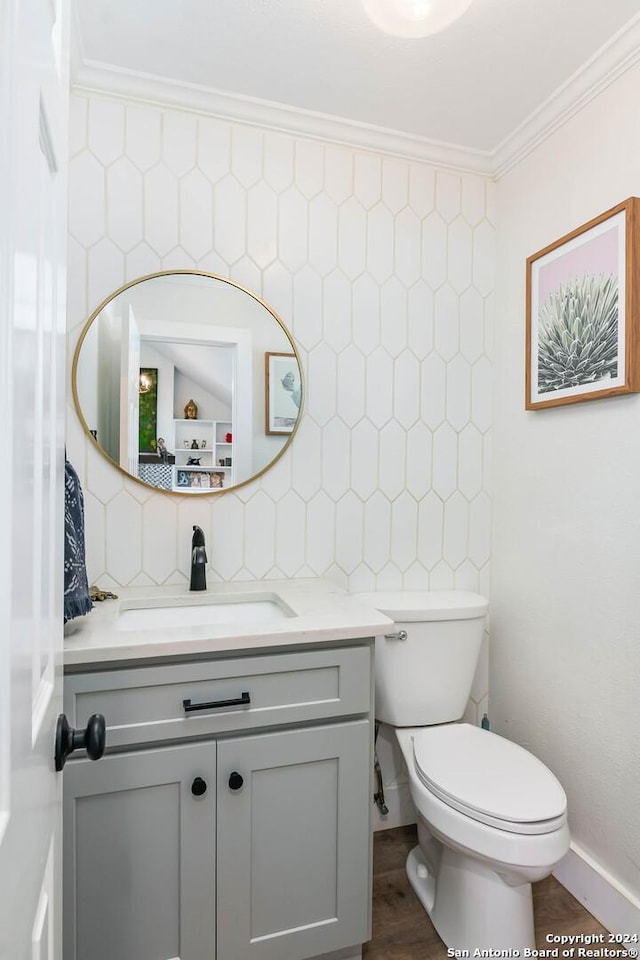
[184,398,198,419]
[156,438,168,463]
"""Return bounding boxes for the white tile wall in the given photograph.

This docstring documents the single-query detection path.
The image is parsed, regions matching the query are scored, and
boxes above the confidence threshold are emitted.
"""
[66,91,495,719]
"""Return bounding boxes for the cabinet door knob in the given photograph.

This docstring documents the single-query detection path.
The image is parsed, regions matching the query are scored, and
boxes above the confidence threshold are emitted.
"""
[54,713,106,771]
[228,771,244,791]
[191,776,207,797]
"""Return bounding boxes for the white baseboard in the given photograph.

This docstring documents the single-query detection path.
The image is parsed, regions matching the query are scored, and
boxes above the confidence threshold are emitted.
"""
[553,842,640,936]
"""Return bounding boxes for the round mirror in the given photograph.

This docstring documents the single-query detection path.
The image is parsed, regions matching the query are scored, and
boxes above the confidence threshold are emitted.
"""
[72,271,304,495]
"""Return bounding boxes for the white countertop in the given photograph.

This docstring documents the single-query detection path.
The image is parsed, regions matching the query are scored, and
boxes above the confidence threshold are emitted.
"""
[63,578,394,669]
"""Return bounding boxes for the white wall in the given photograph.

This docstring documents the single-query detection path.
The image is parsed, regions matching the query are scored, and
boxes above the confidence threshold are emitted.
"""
[493,62,640,923]
[66,90,495,827]
[65,94,495,804]
[67,90,494,599]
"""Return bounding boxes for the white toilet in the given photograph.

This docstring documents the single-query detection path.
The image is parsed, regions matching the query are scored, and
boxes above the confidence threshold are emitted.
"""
[358,590,570,952]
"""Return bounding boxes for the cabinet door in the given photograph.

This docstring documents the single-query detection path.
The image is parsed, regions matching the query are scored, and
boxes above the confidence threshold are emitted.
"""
[63,742,216,960]
[217,720,371,960]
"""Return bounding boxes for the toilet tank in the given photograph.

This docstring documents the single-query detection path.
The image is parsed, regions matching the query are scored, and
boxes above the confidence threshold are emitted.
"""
[356,591,488,727]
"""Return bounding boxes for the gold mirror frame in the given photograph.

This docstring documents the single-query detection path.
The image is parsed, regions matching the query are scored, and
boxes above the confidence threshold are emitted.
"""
[71,270,305,497]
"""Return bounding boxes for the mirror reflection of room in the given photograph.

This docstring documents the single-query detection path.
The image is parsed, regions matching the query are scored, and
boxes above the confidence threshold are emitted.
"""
[73,272,303,495]
[138,340,234,492]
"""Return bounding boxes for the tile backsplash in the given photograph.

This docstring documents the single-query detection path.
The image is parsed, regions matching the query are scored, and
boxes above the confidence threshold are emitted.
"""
[66,92,495,614]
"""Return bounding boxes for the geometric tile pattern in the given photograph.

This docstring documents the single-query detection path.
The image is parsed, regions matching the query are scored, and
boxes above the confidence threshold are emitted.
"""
[66,91,494,717]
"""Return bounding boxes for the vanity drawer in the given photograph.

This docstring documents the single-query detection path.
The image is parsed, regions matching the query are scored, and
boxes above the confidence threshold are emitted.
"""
[64,645,371,750]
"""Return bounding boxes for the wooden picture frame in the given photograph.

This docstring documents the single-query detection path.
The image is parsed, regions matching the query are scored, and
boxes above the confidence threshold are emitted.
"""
[265,352,301,435]
[526,197,640,409]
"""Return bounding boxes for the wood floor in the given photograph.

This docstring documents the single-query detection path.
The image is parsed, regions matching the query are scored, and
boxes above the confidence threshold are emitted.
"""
[363,825,609,960]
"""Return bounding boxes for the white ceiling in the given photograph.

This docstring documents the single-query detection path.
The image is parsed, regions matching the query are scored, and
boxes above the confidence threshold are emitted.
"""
[74,0,640,157]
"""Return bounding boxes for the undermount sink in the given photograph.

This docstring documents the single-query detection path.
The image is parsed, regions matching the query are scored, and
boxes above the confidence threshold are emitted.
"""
[115,595,293,632]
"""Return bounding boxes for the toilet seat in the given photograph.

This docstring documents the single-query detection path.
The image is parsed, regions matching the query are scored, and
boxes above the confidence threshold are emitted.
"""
[413,724,567,836]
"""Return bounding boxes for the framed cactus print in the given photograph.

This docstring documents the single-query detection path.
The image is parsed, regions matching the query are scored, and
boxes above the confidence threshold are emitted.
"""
[526,198,640,409]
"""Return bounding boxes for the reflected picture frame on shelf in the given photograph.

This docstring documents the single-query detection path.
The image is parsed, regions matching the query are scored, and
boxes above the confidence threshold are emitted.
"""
[265,352,301,434]
[526,197,640,410]
[175,469,225,489]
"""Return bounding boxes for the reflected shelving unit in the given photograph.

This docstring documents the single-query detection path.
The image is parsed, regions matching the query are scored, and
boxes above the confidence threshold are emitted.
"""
[171,419,233,491]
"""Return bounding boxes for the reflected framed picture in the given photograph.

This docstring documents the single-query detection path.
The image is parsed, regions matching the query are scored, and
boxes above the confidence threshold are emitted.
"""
[526,197,640,409]
[175,469,225,490]
[138,367,158,451]
[265,352,301,435]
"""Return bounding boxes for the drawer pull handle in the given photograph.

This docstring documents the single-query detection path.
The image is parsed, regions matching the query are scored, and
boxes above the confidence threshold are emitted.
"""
[182,692,251,713]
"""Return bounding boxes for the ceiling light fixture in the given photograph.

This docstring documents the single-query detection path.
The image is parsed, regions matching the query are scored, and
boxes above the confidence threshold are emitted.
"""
[361,0,475,38]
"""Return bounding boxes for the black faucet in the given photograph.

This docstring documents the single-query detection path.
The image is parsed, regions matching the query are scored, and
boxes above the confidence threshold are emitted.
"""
[190,525,207,591]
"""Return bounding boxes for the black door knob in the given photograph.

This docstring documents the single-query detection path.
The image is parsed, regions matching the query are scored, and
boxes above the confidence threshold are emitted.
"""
[228,771,244,791]
[191,776,207,797]
[55,713,106,771]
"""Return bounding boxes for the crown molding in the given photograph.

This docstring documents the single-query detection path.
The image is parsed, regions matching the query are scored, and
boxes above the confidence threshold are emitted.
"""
[72,11,640,181]
[492,12,640,179]
[71,61,494,176]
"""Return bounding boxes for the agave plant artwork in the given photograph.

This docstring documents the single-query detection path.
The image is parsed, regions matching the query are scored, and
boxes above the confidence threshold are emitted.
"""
[537,273,619,394]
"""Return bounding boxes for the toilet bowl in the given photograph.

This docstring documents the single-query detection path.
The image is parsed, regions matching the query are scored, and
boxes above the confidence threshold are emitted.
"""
[397,724,569,950]
[357,591,570,951]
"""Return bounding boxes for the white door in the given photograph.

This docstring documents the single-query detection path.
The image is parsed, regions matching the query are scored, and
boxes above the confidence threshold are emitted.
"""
[0,0,70,958]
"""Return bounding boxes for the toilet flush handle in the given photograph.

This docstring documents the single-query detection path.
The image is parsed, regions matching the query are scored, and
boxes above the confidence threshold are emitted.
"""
[383,629,407,641]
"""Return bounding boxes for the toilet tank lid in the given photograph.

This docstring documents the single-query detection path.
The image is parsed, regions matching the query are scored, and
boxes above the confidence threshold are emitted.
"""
[354,590,488,622]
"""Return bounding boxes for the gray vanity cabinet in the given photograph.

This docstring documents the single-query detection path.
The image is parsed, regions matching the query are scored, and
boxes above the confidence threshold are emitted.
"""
[63,741,217,960]
[63,643,374,960]
[217,720,370,960]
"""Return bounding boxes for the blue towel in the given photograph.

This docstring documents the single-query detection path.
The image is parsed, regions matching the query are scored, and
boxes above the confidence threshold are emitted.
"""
[64,459,93,623]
